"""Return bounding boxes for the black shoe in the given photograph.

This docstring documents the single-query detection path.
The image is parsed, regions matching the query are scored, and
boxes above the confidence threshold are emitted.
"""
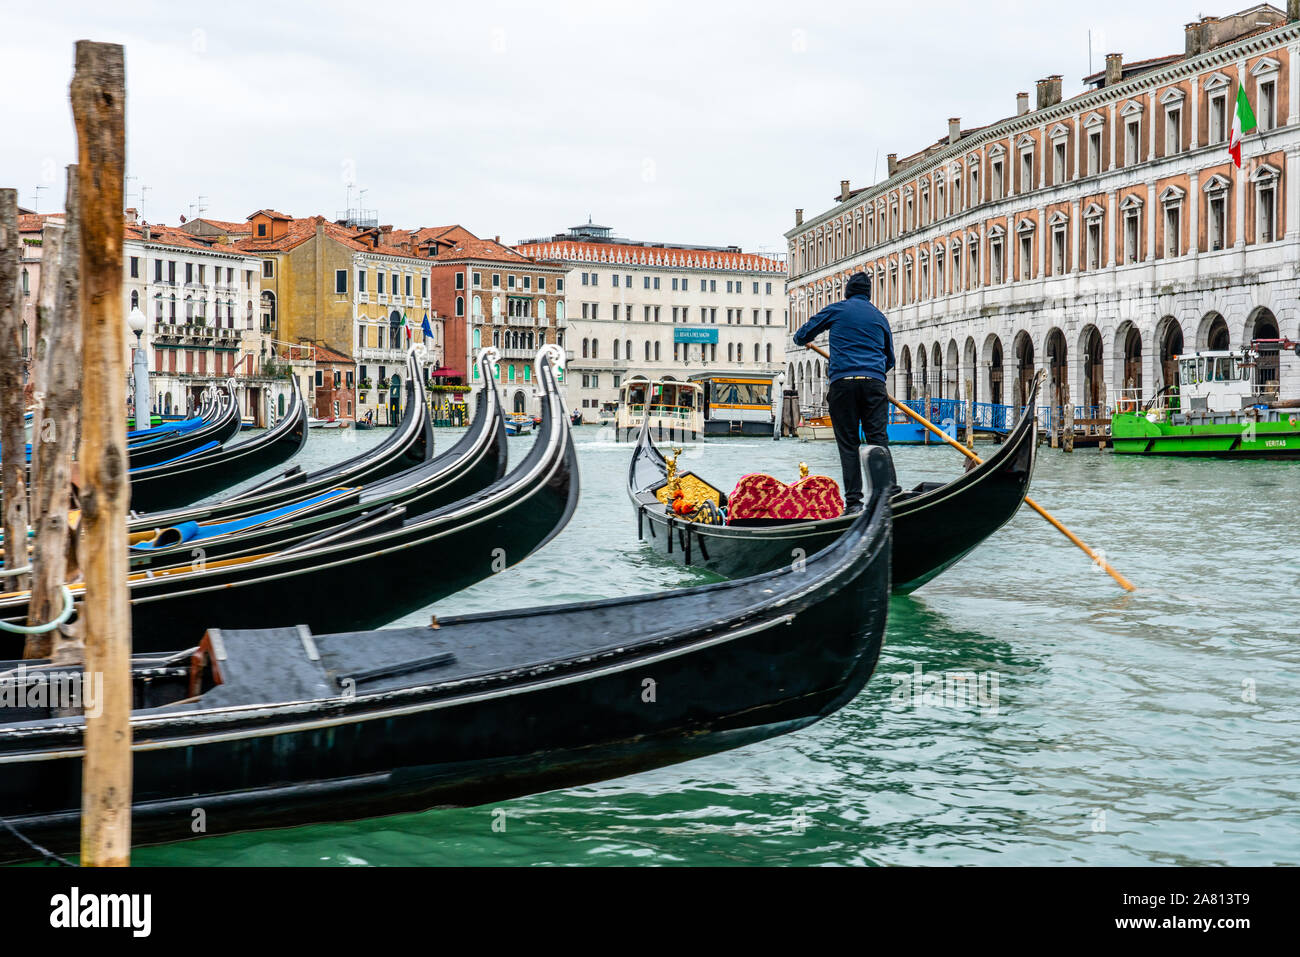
[844,502,864,515]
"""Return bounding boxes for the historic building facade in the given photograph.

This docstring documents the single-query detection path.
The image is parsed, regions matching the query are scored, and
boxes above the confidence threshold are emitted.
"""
[785,3,1300,416]
[516,222,788,420]
[426,228,568,417]
[121,214,290,423]
[234,210,432,424]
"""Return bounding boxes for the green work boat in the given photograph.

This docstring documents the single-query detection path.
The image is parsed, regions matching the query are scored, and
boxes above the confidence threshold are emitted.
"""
[1112,342,1300,458]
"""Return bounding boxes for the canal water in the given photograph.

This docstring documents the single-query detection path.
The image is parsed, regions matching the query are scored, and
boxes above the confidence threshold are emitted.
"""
[137,423,1300,866]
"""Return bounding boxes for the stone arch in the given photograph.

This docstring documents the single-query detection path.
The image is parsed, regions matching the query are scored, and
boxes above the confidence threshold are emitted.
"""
[1044,327,1068,409]
[1013,330,1035,407]
[1114,320,1143,398]
[916,345,929,398]
[1156,315,1185,393]
[1197,310,1230,350]
[981,333,1005,406]
[962,336,978,402]
[1245,306,1281,394]
[945,339,960,398]
[1078,324,1105,409]
[899,345,913,399]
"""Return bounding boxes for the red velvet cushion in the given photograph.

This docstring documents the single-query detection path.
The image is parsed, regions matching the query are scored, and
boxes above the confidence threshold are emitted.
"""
[726,473,844,523]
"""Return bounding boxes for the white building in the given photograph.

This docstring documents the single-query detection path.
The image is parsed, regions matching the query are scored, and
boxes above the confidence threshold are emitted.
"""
[125,213,291,424]
[785,4,1300,417]
[516,222,788,421]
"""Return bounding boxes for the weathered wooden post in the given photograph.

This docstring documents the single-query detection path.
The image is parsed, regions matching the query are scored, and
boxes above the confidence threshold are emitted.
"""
[964,377,974,448]
[0,190,31,591]
[27,169,82,661]
[922,381,931,445]
[1098,379,1108,450]
[71,40,131,867]
[1062,379,1074,453]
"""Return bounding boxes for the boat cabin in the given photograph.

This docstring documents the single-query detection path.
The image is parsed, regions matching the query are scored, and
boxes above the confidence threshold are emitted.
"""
[688,372,778,437]
[615,376,704,442]
[1176,350,1256,413]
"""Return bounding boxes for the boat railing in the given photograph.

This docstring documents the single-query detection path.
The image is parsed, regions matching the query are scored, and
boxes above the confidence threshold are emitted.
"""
[1037,404,1107,434]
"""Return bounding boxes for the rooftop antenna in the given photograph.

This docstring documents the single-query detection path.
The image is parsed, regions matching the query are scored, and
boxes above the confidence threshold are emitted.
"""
[31,184,47,213]
[197,194,208,217]
[125,173,137,209]
[1088,29,1092,79]
[873,150,881,185]
[140,185,150,220]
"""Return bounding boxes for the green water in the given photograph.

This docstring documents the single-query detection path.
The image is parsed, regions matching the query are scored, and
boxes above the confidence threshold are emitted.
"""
[134,426,1300,866]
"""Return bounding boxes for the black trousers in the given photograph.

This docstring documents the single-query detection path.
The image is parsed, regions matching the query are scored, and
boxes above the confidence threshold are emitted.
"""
[828,377,897,508]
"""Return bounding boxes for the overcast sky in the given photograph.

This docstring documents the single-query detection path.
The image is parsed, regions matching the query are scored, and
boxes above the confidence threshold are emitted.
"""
[4,0,1223,255]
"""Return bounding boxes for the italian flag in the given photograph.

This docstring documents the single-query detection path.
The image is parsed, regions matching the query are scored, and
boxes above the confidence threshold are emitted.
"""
[1229,86,1257,169]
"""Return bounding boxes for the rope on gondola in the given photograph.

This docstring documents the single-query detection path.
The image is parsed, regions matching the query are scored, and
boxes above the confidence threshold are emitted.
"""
[0,585,75,634]
[0,817,75,866]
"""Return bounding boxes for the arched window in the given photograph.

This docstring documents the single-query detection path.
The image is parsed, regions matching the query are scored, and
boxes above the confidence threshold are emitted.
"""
[456,296,464,316]
[644,341,651,360]
[155,293,164,321]
[582,338,589,358]
[130,290,139,310]
[592,339,599,359]
[492,295,501,318]
[472,327,481,350]
[614,340,620,360]
[556,300,564,321]
[184,295,194,322]
[537,299,547,320]
[473,295,482,318]
[765,343,772,363]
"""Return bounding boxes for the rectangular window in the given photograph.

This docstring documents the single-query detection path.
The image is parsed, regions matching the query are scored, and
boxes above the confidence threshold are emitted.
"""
[1125,119,1140,166]
[492,273,501,288]
[710,280,717,292]
[1053,142,1066,183]
[1052,228,1066,274]
[1164,205,1181,257]
[1018,234,1032,280]
[1087,220,1102,269]
[556,277,563,291]
[358,270,367,292]
[1021,151,1033,191]
[422,277,428,297]
[455,272,464,289]
[377,273,385,294]
[653,277,660,290]
[1209,194,1226,250]
[473,272,482,287]
[1165,108,1182,155]
[1087,130,1102,175]
[1209,93,1227,144]
[612,274,620,288]
[1257,184,1276,243]
[335,269,347,294]
[261,260,272,278]
[990,239,1004,283]
[1260,79,1277,131]
[643,276,650,289]
[991,160,1004,200]
[682,278,689,292]
[1124,209,1140,264]
[507,275,515,289]
[130,256,139,278]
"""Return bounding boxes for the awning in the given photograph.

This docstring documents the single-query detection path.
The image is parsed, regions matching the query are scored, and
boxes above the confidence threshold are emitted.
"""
[429,369,463,377]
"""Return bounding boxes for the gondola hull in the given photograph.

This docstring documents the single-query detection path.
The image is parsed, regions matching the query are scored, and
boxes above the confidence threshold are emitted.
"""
[628,378,1039,592]
[127,385,310,513]
[0,447,891,861]
[0,349,574,657]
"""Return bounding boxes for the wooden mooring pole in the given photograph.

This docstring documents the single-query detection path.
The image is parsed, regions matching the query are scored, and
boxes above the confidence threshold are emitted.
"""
[27,169,82,661]
[72,40,131,867]
[0,190,31,592]
[1062,380,1074,453]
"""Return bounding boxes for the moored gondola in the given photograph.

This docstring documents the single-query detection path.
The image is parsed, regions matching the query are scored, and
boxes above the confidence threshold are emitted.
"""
[0,445,891,862]
[126,379,310,513]
[0,346,576,656]
[124,386,243,469]
[125,351,508,572]
[129,350,435,530]
[628,376,1039,592]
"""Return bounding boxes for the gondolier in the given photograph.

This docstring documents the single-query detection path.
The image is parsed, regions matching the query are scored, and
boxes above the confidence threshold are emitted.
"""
[792,271,897,510]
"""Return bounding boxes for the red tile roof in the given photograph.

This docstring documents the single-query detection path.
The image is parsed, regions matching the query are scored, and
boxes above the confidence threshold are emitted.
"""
[124,222,250,254]
[430,234,535,265]
[247,208,293,221]
[17,213,64,232]
[232,215,428,262]
[313,343,355,364]
[514,240,785,273]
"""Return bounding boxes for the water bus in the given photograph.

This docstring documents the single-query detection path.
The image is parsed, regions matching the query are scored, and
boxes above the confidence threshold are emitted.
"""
[688,372,778,437]
[614,376,704,442]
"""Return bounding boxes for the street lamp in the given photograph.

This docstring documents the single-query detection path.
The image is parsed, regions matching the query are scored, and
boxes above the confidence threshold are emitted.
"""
[128,305,148,425]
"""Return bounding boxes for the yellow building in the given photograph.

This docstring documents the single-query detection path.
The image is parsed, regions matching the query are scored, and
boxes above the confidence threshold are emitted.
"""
[236,211,432,423]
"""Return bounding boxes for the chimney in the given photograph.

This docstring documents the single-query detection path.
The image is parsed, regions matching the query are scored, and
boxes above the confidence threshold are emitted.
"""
[840,179,851,201]
[948,117,961,144]
[142,224,151,241]
[494,235,500,244]
[1291,0,1299,22]
[124,207,138,225]
[795,208,804,226]
[887,153,898,176]
[1048,75,1062,106]
[1016,92,1030,116]
[1105,53,1123,87]
[1035,78,1049,110]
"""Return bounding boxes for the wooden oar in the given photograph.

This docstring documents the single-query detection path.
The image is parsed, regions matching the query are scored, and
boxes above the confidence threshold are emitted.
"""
[802,342,1135,592]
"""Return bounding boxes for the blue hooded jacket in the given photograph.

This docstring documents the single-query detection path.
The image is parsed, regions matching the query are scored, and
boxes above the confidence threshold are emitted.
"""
[792,272,895,384]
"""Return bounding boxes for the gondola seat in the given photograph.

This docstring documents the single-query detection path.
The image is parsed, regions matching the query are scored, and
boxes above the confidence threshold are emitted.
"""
[725,472,844,526]
[652,473,723,509]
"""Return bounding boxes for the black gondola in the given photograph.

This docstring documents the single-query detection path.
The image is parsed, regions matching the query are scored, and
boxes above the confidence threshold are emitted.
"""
[125,353,507,573]
[0,444,892,862]
[126,380,310,513]
[0,346,576,656]
[124,387,244,469]
[628,375,1040,592]
[129,351,434,530]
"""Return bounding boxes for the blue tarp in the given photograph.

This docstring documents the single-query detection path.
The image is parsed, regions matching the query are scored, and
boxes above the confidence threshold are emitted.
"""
[130,487,355,550]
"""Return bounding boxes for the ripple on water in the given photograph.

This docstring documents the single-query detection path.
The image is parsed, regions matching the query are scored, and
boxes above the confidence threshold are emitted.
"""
[134,428,1300,866]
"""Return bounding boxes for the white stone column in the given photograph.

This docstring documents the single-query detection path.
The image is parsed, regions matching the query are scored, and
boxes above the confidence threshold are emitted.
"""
[1107,191,1117,268]
[1190,77,1199,151]
[1109,103,1117,172]
[1037,206,1046,280]
[1148,91,1157,160]
[1286,149,1300,240]
[1189,171,1201,278]
[1146,182,1157,262]
[1290,42,1300,126]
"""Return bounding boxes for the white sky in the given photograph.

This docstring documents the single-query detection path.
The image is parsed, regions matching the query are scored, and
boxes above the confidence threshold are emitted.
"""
[2,0,1230,255]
